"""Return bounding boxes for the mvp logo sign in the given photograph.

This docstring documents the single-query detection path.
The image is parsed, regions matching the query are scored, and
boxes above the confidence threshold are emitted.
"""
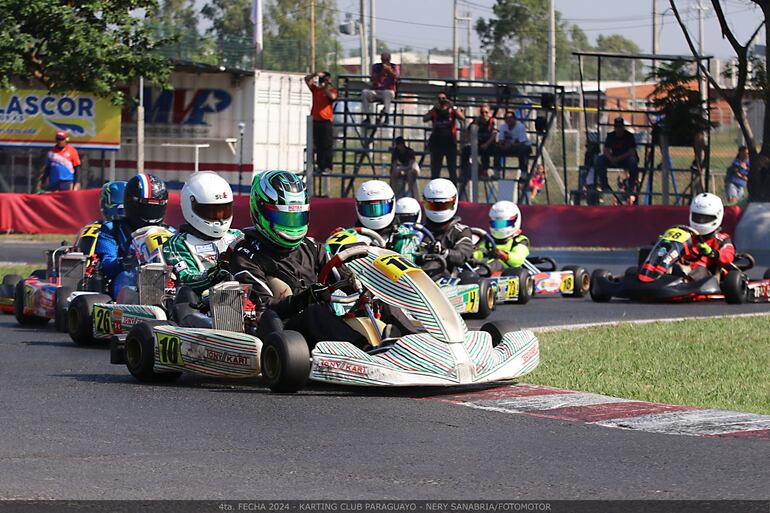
[123,88,232,125]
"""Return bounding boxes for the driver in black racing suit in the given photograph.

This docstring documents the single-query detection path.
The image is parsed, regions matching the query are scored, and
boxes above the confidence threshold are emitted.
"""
[229,170,413,350]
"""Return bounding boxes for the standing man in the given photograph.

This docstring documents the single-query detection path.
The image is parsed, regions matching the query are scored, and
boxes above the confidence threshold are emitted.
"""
[305,72,338,175]
[36,130,80,191]
[361,52,399,125]
[594,116,638,198]
[460,103,498,193]
[495,110,531,181]
[390,136,420,198]
[423,92,465,183]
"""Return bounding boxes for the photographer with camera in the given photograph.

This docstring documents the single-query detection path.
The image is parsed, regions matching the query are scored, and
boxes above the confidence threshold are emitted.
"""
[423,92,465,183]
[305,71,338,175]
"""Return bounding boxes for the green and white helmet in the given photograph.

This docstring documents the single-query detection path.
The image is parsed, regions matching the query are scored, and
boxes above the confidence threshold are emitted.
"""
[250,170,309,248]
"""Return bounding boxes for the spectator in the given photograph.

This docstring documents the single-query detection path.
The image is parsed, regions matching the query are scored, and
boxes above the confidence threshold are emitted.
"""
[423,92,464,183]
[725,145,749,203]
[495,110,531,181]
[460,103,498,188]
[594,116,638,200]
[361,52,399,125]
[390,136,420,198]
[526,164,545,204]
[36,130,80,192]
[305,71,338,175]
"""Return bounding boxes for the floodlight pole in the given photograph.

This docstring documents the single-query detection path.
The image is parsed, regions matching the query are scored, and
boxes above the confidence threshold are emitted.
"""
[548,0,555,85]
[238,122,245,195]
[453,0,458,79]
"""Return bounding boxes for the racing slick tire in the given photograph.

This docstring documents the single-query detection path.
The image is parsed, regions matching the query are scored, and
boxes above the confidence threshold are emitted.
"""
[469,280,496,319]
[67,293,111,345]
[560,266,590,298]
[511,267,533,305]
[481,321,517,348]
[54,287,73,332]
[589,269,613,303]
[624,266,638,278]
[763,268,770,280]
[2,274,23,287]
[13,281,49,326]
[125,321,182,382]
[0,284,14,314]
[261,330,311,393]
[721,270,748,305]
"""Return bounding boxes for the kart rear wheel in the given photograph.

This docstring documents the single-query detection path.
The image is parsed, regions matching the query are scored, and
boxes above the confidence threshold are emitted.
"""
[721,270,748,304]
[2,274,23,287]
[470,280,496,319]
[590,269,613,303]
[67,293,111,345]
[481,321,517,348]
[54,287,73,333]
[624,266,638,278]
[13,281,49,326]
[260,330,310,393]
[125,321,182,382]
[763,268,770,280]
[506,267,532,305]
[561,266,590,297]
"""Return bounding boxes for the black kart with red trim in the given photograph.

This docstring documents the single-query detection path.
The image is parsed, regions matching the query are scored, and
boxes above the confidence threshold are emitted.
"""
[590,225,769,304]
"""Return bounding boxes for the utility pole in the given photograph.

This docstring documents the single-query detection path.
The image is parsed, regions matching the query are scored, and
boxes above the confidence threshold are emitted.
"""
[310,0,316,72]
[697,0,707,102]
[548,0,555,84]
[652,0,658,71]
[453,0,458,80]
[137,77,145,174]
[369,0,376,71]
[360,0,368,76]
[467,11,474,80]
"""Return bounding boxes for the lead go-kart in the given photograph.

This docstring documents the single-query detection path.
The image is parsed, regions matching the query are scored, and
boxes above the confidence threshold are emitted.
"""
[590,225,770,304]
[112,245,540,393]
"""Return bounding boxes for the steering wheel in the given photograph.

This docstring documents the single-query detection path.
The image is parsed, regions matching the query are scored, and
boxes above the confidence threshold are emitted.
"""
[421,253,448,276]
[466,260,493,277]
[402,222,435,243]
[318,245,369,305]
[352,227,386,247]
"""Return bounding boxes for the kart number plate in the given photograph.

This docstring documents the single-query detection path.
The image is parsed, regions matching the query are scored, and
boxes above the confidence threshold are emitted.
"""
[93,305,112,335]
[661,228,691,243]
[80,223,101,238]
[373,254,420,281]
[466,289,479,312]
[505,278,519,299]
[559,274,574,293]
[156,333,182,365]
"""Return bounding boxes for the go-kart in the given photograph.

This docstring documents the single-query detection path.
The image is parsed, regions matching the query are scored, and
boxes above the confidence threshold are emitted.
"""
[470,228,590,300]
[590,225,770,304]
[112,245,540,392]
[67,225,175,345]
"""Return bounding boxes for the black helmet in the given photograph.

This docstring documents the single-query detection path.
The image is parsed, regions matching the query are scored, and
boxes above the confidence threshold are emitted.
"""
[124,173,168,229]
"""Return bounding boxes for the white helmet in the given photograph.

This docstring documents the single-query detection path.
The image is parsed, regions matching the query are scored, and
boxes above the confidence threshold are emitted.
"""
[488,201,521,240]
[689,192,724,236]
[395,196,422,224]
[180,172,234,239]
[423,178,458,223]
[355,180,395,231]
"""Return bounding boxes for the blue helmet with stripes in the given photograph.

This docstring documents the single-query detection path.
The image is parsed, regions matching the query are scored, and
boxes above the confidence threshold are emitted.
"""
[124,173,168,229]
[100,181,127,221]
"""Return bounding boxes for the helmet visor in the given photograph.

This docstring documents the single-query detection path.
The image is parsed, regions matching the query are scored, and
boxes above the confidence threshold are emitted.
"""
[490,217,518,229]
[424,197,457,212]
[397,213,419,224]
[692,212,717,224]
[262,203,309,228]
[193,199,233,222]
[131,198,167,222]
[357,199,394,218]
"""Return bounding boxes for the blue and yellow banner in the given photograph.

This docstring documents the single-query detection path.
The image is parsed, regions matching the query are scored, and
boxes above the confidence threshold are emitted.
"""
[0,89,121,150]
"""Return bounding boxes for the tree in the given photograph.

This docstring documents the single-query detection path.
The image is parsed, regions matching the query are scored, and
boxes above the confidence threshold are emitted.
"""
[153,0,216,64]
[594,35,643,81]
[669,0,770,201]
[0,0,171,103]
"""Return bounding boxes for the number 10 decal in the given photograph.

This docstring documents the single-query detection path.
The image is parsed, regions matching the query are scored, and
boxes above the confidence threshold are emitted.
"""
[156,334,182,365]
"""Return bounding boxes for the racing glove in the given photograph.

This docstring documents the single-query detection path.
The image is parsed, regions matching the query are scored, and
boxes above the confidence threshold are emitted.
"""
[430,241,449,258]
[290,283,332,312]
[697,242,717,258]
[206,265,233,285]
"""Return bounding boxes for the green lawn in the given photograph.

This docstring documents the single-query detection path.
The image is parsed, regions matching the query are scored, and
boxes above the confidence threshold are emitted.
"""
[527,316,770,415]
[0,264,41,280]
[0,233,70,242]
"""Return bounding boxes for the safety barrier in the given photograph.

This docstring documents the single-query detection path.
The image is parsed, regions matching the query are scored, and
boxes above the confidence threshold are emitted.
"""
[0,190,742,248]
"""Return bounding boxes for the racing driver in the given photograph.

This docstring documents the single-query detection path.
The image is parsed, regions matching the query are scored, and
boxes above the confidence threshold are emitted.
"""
[418,178,473,276]
[680,192,735,275]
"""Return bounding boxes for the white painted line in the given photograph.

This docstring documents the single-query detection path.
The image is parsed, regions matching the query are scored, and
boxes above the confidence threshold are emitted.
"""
[471,391,628,412]
[597,409,770,436]
[530,311,770,333]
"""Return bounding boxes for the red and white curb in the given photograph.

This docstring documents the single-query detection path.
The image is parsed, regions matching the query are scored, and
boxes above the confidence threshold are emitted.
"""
[422,384,770,440]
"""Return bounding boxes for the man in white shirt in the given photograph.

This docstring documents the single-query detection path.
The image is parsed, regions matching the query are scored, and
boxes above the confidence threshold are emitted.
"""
[495,111,531,180]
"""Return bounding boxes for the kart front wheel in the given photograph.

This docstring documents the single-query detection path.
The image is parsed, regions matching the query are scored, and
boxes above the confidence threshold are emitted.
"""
[2,274,23,287]
[561,266,590,297]
[54,287,73,332]
[721,270,748,304]
[125,321,182,382]
[470,280,496,319]
[589,269,613,303]
[67,293,111,345]
[481,321,517,348]
[763,268,770,280]
[506,267,532,305]
[14,281,49,326]
[624,266,638,278]
[261,330,310,393]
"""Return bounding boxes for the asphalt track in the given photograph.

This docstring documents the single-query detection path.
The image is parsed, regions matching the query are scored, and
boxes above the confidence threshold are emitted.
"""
[1,244,769,499]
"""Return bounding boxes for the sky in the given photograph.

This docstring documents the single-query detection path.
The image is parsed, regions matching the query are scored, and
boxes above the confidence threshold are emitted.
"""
[333,0,765,60]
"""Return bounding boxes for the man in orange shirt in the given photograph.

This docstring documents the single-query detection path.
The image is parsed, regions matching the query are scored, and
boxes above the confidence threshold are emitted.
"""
[36,130,81,191]
[304,72,338,175]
